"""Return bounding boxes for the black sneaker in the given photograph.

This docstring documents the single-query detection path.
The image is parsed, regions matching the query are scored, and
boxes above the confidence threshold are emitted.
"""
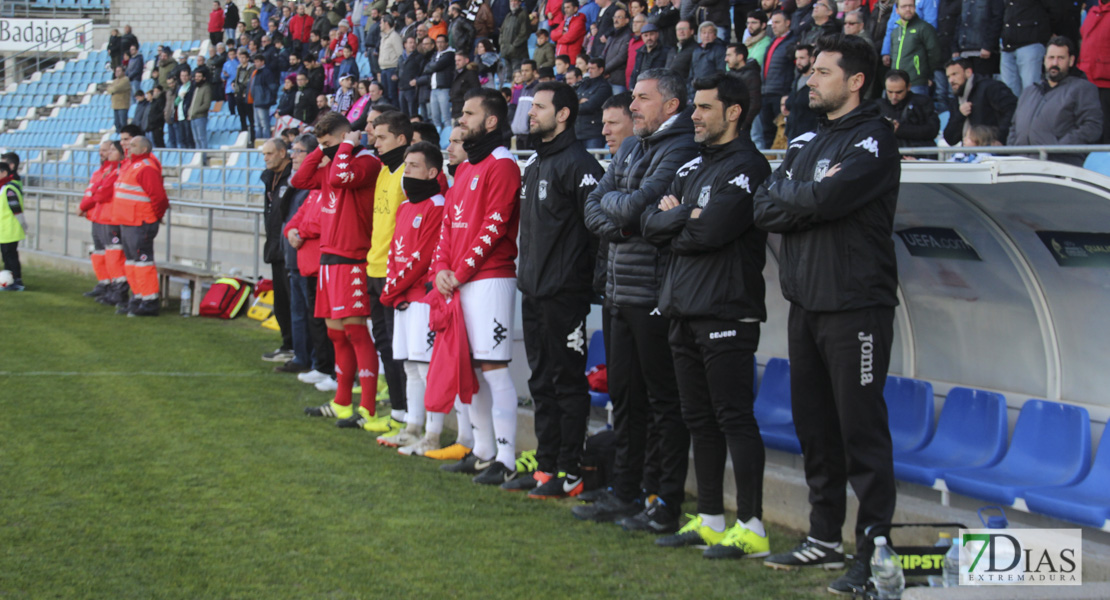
[764,539,846,570]
[262,348,295,363]
[501,471,546,492]
[827,559,870,595]
[529,473,583,499]
[273,360,311,374]
[84,282,108,297]
[128,299,160,317]
[576,487,610,503]
[441,453,489,474]
[570,491,642,523]
[619,498,679,534]
[473,461,516,485]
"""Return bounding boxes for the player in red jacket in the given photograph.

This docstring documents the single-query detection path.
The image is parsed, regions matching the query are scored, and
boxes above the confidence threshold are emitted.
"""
[290,111,385,428]
[432,88,523,485]
[377,142,448,456]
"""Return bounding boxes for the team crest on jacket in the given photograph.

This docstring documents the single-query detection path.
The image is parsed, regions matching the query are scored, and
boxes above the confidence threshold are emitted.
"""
[814,159,831,182]
[470,176,479,190]
[697,185,711,207]
[538,180,548,201]
[412,214,422,228]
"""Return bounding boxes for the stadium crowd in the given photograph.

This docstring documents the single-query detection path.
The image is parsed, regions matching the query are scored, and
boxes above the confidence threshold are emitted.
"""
[43,0,1110,597]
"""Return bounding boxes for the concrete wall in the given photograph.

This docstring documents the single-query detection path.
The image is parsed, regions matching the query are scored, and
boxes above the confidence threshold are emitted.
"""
[109,0,213,43]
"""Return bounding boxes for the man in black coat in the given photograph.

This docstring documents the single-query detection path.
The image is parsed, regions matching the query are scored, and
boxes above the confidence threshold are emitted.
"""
[877,69,940,147]
[942,57,1017,145]
[575,58,613,148]
[260,138,300,371]
[666,20,697,82]
[630,23,671,88]
[601,8,633,91]
[449,54,481,121]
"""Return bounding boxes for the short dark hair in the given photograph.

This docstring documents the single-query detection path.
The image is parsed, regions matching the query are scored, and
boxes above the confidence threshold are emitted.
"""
[411,121,440,146]
[119,124,144,138]
[522,59,538,71]
[795,43,815,57]
[770,9,790,21]
[293,133,319,152]
[588,57,605,70]
[372,110,414,142]
[727,43,748,59]
[281,127,300,139]
[602,91,633,117]
[555,54,571,64]
[813,33,876,93]
[567,67,582,78]
[0,162,10,176]
[405,141,444,173]
[747,8,768,24]
[693,72,750,129]
[885,69,911,86]
[314,111,352,137]
[463,87,509,130]
[1047,35,1076,58]
[534,81,579,125]
[945,57,972,71]
[635,68,687,112]
[436,34,447,41]
[370,102,400,114]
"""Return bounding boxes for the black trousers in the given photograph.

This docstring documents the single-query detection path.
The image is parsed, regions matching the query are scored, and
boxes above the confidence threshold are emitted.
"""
[146,128,165,148]
[270,261,293,351]
[788,303,896,558]
[306,275,334,375]
[523,292,592,475]
[759,98,782,148]
[368,277,406,411]
[1,241,21,281]
[609,305,689,512]
[1100,88,1110,144]
[670,318,763,520]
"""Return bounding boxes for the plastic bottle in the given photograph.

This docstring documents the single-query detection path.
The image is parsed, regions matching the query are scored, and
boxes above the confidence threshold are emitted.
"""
[870,536,905,600]
[935,532,953,548]
[943,536,961,587]
[180,284,192,317]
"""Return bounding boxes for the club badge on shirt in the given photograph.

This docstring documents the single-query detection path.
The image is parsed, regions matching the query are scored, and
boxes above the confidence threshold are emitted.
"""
[814,159,831,182]
[470,176,479,190]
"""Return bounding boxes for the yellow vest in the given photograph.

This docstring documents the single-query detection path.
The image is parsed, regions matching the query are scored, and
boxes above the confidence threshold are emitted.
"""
[0,182,25,244]
[366,163,406,278]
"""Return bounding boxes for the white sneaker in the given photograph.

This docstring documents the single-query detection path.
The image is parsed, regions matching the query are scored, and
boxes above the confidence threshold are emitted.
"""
[298,370,329,384]
[378,429,420,448]
[315,377,339,392]
[399,435,442,456]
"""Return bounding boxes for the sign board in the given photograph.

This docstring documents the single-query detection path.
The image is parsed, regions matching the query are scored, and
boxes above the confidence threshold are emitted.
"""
[1036,230,1110,267]
[896,227,982,261]
[0,19,92,53]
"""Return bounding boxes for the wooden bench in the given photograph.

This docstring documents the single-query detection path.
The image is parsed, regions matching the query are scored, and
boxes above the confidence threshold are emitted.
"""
[158,264,219,316]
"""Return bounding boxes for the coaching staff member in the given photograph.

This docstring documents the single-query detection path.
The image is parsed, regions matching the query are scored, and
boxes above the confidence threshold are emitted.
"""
[754,34,900,595]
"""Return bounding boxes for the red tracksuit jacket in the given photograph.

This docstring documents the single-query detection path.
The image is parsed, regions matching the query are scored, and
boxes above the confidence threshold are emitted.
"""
[289,142,381,260]
[431,146,521,285]
[79,161,120,225]
[283,189,323,277]
[424,289,480,412]
[380,193,446,307]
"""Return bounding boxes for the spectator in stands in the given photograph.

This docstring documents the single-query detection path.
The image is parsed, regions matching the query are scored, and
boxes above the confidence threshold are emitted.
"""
[147,86,167,148]
[156,47,178,90]
[210,44,229,112]
[878,69,940,147]
[422,36,456,130]
[1007,37,1103,166]
[475,39,501,88]
[951,123,1000,162]
[126,45,145,98]
[312,6,331,40]
[600,91,633,155]
[132,91,151,135]
[290,3,314,51]
[120,26,139,58]
[0,159,27,292]
[726,43,762,135]
[226,0,241,42]
[164,76,181,148]
[336,46,360,85]
[234,49,256,143]
[175,68,197,149]
[602,9,632,93]
[625,14,647,88]
[502,0,534,74]
[790,0,815,36]
[451,54,482,122]
[251,53,279,140]
[595,0,617,41]
[511,60,540,148]
[576,57,612,148]
[109,66,132,135]
[668,20,697,81]
[333,74,357,115]
[261,137,300,370]
[842,9,870,47]
[398,37,426,117]
[690,22,727,91]
[312,95,332,126]
[293,73,320,123]
[745,10,771,67]
[447,3,476,57]
[953,0,1003,76]
[535,28,557,69]
[109,29,124,70]
[631,23,670,87]
[249,17,266,44]
[866,0,896,49]
[243,0,262,31]
[566,65,582,87]
[799,0,841,44]
[190,68,214,150]
[943,58,1017,146]
[1080,0,1110,144]
[302,53,325,92]
[553,0,589,64]
[379,15,404,106]
[211,1,227,44]
[783,43,818,139]
[881,0,941,97]
[759,10,796,148]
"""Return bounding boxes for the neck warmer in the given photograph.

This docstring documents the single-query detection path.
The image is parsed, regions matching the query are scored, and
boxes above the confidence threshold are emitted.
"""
[462,129,501,164]
[379,144,407,171]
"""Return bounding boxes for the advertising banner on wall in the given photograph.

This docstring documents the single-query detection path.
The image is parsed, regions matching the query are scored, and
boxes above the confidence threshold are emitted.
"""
[0,19,93,53]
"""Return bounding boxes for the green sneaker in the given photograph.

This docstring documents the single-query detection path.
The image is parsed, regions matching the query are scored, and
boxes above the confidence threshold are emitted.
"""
[364,416,403,434]
[336,405,372,428]
[704,522,771,559]
[376,377,390,402]
[305,400,354,420]
[655,515,727,548]
[515,449,538,473]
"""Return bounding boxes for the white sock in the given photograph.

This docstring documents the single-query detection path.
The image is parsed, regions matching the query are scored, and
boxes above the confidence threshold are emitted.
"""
[454,397,474,448]
[469,373,496,461]
[425,411,445,435]
[700,513,726,533]
[482,367,518,470]
[391,409,406,422]
[404,361,426,427]
[744,517,766,537]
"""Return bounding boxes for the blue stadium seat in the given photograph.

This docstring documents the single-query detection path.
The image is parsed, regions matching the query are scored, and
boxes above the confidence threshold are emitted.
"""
[885,376,935,453]
[943,399,1091,505]
[1024,424,1110,528]
[585,330,609,408]
[1084,152,1110,178]
[894,391,1006,487]
[753,358,801,454]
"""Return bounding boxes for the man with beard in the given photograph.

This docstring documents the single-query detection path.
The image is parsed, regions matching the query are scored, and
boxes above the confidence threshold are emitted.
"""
[755,34,901,595]
[877,69,939,147]
[745,9,771,67]
[759,10,797,148]
[642,70,772,559]
[433,89,524,486]
[505,81,605,498]
[1007,36,1102,167]
[576,58,613,149]
[784,43,819,140]
[726,43,762,134]
[630,24,671,87]
[576,69,698,533]
[942,58,1017,146]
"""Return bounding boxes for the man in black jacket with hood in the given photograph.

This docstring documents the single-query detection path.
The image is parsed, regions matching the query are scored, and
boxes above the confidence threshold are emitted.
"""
[642,71,772,558]
[508,81,605,499]
[755,34,900,595]
[577,68,698,532]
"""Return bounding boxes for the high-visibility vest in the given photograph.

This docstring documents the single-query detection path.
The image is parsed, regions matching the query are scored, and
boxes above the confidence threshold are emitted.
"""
[111,157,158,226]
[0,182,25,243]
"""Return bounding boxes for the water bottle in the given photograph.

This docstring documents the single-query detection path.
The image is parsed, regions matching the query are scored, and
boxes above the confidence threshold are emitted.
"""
[870,536,905,600]
[943,536,961,587]
[935,532,953,548]
[180,284,192,317]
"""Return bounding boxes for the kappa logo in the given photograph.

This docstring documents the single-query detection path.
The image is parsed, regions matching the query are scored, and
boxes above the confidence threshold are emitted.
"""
[480,234,492,245]
[697,185,712,208]
[523,153,538,167]
[352,277,363,285]
[729,173,751,193]
[473,246,484,256]
[538,180,548,201]
[353,289,364,297]
[426,330,436,351]
[470,176,479,191]
[338,153,349,160]
[338,172,355,183]
[492,318,508,348]
[359,368,376,378]
[567,322,585,355]
[336,162,349,170]
[579,173,598,188]
[350,266,362,274]
[490,212,503,223]
[465,257,476,267]
[855,136,880,157]
[677,156,702,178]
[411,250,421,261]
[486,224,499,234]
[649,307,662,316]
[353,300,365,308]
[814,158,832,182]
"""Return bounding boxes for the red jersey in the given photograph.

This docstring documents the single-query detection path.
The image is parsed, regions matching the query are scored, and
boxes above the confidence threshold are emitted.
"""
[283,189,323,277]
[289,142,381,261]
[380,194,446,307]
[431,146,521,285]
[79,161,121,225]
[424,289,479,413]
